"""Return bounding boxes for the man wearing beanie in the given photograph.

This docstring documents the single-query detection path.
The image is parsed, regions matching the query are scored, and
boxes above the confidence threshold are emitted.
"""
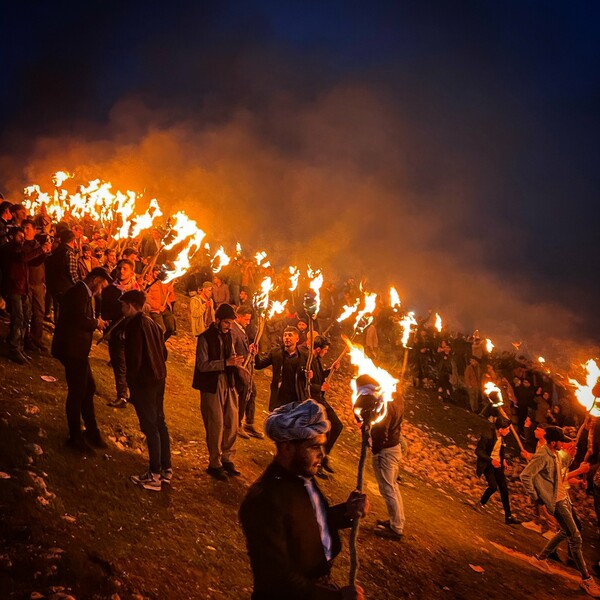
[521,426,600,597]
[239,400,368,600]
[474,417,521,524]
[192,302,244,481]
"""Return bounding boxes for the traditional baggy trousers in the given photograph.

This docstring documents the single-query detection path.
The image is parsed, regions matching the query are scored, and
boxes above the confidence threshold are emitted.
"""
[200,373,238,469]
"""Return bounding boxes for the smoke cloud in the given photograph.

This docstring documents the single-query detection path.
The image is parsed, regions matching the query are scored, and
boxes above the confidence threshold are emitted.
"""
[0,1,597,363]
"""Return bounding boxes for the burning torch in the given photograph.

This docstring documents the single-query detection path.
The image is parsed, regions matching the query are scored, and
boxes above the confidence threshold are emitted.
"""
[483,382,525,453]
[346,339,398,586]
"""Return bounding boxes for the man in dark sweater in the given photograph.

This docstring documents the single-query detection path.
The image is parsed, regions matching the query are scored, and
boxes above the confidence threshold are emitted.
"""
[240,400,368,600]
[370,383,405,540]
[120,290,171,492]
[254,326,309,411]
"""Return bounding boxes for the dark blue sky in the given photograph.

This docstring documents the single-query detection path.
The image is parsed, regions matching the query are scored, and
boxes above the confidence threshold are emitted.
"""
[1,1,599,342]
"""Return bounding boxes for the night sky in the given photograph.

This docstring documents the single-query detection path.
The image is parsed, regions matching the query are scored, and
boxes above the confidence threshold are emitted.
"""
[1,1,599,352]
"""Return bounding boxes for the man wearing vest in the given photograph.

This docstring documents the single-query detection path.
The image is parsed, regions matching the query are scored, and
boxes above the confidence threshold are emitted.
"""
[192,303,244,481]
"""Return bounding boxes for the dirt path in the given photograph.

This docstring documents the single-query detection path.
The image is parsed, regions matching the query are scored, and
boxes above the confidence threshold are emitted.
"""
[0,327,597,599]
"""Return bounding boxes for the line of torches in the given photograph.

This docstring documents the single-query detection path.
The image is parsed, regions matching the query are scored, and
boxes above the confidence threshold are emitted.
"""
[23,172,599,424]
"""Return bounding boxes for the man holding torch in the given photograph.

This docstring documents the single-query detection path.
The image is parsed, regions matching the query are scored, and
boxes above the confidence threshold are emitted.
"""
[520,426,600,597]
[474,417,522,524]
[239,399,368,600]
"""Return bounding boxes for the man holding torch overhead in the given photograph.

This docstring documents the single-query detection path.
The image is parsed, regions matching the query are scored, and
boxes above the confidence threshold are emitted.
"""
[240,399,368,600]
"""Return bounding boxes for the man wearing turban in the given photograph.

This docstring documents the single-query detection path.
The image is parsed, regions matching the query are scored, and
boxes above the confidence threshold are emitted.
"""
[239,399,368,600]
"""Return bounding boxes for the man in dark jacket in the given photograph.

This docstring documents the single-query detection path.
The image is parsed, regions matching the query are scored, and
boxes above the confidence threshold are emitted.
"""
[120,290,171,492]
[101,258,140,408]
[192,303,244,481]
[231,305,263,440]
[474,417,521,524]
[51,267,111,452]
[255,326,309,411]
[240,400,368,600]
[308,336,342,477]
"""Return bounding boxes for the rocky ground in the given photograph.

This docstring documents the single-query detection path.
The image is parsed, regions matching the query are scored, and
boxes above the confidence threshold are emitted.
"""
[1,303,599,600]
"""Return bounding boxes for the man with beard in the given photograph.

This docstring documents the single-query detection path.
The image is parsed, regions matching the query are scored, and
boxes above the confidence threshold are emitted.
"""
[51,267,111,453]
[240,399,368,600]
[101,258,140,408]
[255,326,309,412]
[192,303,244,481]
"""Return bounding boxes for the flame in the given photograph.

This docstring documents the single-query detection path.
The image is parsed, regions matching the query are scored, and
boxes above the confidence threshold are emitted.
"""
[128,198,163,239]
[211,246,231,274]
[337,300,359,323]
[236,242,242,257]
[255,251,268,266]
[288,266,300,292]
[344,337,398,425]
[307,267,323,317]
[390,286,401,312]
[253,276,273,315]
[538,356,546,364]
[161,212,206,283]
[569,359,600,417]
[268,299,288,319]
[52,171,72,187]
[399,311,417,348]
[483,382,504,408]
[435,312,443,333]
[485,338,495,353]
[353,291,377,333]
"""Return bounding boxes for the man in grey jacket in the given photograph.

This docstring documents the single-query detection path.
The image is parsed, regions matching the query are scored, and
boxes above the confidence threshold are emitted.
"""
[520,426,600,598]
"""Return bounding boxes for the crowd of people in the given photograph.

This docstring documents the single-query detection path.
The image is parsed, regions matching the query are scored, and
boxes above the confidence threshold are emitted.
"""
[1,192,599,598]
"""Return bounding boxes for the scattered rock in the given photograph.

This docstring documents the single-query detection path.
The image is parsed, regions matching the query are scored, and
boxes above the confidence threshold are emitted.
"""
[26,443,44,456]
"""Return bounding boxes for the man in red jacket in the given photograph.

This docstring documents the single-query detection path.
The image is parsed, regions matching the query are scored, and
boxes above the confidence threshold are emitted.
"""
[1,226,51,363]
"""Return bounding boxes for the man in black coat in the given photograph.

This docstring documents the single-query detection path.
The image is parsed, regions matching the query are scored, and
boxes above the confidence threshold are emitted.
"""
[254,326,309,411]
[474,417,521,524]
[120,289,171,492]
[308,336,342,477]
[240,400,368,600]
[51,267,111,452]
